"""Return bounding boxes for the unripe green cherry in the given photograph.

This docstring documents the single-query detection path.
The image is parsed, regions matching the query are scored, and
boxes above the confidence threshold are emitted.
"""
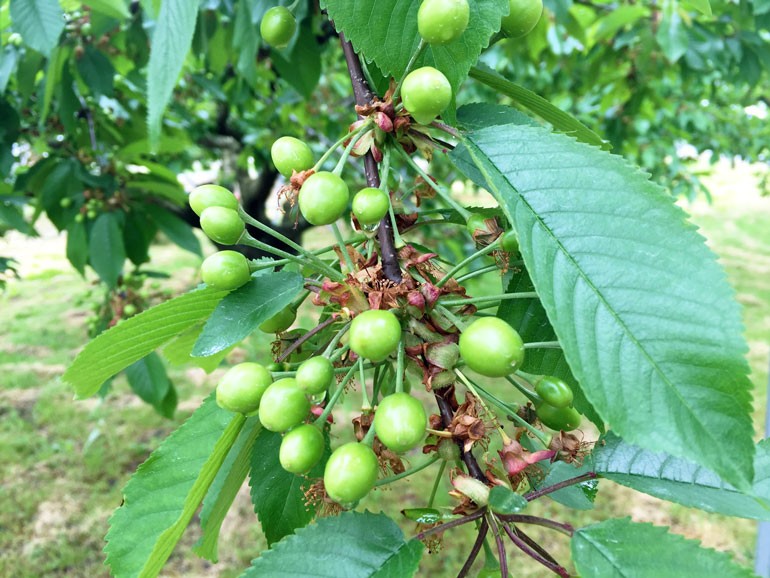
[259,306,296,333]
[401,66,452,126]
[459,317,524,377]
[501,0,543,39]
[500,230,519,253]
[296,356,334,394]
[298,171,349,226]
[199,206,245,245]
[349,310,402,362]
[271,136,314,178]
[260,6,297,49]
[352,187,390,226]
[201,250,251,290]
[279,424,325,474]
[189,184,238,216]
[373,393,428,453]
[418,0,470,45]
[216,362,273,414]
[534,375,574,408]
[536,403,582,432]
[258,378,310,432]
[324,442,379,504]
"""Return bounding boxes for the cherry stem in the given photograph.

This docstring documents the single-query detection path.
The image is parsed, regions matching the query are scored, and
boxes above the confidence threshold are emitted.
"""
[277,316,337,362]
[339,34,402,284]
[332,120,373,176]
[455,264,501,284]
[503,524,570,577]
[358,357,372,411]
[395,143,471,221]
[392,39,427,101]
[427,459,447,508]
[524,472,598,502]
[238,210,343,281]
[314,121,371,172]
[322,320,351,357]
[374,454,440,487]
[434,304,467,331]
[510,525,560,566]
[395,339,406,393]
[331,222,357,273]
[435,242,499,288]
[457,518,489,578]
[414,509,485,541]
[496,514,574,537]
[314,363,357,426]
[440,292,538,307]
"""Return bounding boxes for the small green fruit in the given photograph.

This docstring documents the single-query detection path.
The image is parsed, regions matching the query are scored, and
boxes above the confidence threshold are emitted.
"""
[199,206,245,245]
[401,66,452,126]
[188,184,238,216]
[296,356,335,394]
[259,306,296,333]
[352,187,390,226]
[260,6,297,49]
[501,0,543,39]
[216,363,273,414]
[279,424,325,474]
[201,251,251,290]
[298,172,349,226]
[418,0,470,45]
[271,136,314,178]
[258,378,310,432]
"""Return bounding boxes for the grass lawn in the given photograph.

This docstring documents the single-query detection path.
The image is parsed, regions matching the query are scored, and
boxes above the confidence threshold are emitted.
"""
[1,160,768,577]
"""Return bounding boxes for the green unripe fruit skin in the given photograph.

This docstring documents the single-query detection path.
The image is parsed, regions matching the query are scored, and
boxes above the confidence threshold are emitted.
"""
[534,375,574,408]
[279,424,325,474]
[536,403,582,431]
[259,306,296,333]
[352,187,390,226]
[258,378,310,432]
[418,0,470,45]
[466,213,488,236]
[216,363,273,414]
[123,304,137,317]
[501,0,543,39]
[189,184,238,216]
[201,251,251,290]
[501,230,519,253]
[324,442,379,504]
[349,310,402,362]
[271,136,314,178]
[59,197,73,208]
[199,206,245,245]
[459,317,524,377]
[373,393,428,453]
[298,172,349,226]
[296,356,334,394]
[401,66,452,126]
[260,6,297,48]
[476,569,513,578]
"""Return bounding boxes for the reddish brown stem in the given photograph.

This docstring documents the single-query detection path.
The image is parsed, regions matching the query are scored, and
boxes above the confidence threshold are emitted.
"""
[457,518,488,578]
[339,33,402,284]
[524,472,597,502]
[503,523,570,577]
[414,508,485,541]
[277,316,337,362]
[489,516,508,578]
[509,525,560,566]
[495,514,574,536]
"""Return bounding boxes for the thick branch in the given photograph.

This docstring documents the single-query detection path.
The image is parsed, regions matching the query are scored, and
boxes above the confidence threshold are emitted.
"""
[339,33,402,284]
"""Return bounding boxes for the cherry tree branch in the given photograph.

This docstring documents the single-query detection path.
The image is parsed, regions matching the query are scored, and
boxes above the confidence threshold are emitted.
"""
[339,33,402,284]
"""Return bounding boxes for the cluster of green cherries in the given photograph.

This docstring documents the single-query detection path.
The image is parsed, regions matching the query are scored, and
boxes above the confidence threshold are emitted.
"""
[188,180,581,506]
[259,0,545,131]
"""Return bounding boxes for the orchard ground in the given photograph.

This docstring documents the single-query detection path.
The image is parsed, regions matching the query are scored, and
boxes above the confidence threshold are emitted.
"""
[1,160,768,577]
